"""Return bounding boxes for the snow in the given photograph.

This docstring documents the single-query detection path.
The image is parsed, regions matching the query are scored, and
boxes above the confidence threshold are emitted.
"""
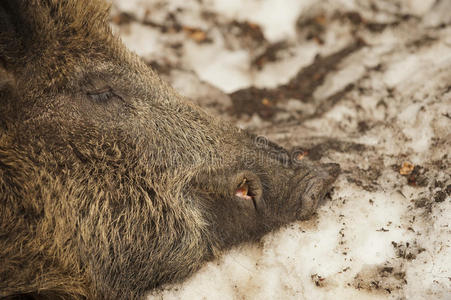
[404,0,436,16]
[184,42,252,93]
[110,0,451,299]
[117,23,161,59]
[254,44,319,89]
[205,0,317,42]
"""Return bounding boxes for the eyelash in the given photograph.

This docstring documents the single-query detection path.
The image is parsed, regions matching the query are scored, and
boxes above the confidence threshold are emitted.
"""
[87,88,119,102]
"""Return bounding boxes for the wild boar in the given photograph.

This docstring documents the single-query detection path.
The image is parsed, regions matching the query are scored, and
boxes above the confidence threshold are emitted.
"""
[0,1,339,299]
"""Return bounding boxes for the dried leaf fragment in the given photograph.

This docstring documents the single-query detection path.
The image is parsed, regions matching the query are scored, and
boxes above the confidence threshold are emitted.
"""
[183,26,207,42]
[296,150,309,161]
[261,98,271,107]
[399,162,414,175]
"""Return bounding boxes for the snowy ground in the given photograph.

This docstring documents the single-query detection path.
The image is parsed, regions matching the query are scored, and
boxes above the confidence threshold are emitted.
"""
[110,0,450,299]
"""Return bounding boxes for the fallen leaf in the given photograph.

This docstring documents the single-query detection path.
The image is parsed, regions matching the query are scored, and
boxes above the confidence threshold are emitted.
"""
[399,162,414,175]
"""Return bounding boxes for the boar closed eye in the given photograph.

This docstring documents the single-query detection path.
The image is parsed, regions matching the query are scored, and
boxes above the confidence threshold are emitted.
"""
[87,87,121,102]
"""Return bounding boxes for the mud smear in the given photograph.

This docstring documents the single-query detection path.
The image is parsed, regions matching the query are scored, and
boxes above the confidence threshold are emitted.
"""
[229,40,365,120]
[396,164,429,188]
[292,139,367,161]
[252,41,289,70]
[352,263,407,295]
[345,12,416,33]
[223,20,267,49]
[112,11,183,34]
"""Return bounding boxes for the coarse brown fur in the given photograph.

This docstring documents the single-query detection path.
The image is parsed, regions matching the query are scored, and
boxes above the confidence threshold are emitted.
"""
[0,1,339,299]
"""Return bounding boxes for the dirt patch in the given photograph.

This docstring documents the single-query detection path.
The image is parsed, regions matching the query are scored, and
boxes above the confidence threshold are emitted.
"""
[252,41,289,70]
[311,273,328,287]
[293,139,367,161]
[394,164,429,188]
[352,263,407,295]
[296,14,328,44]
[434,191,447,203]
[224,20,267,49]
[391,241,426,261]
[229,40,365,119]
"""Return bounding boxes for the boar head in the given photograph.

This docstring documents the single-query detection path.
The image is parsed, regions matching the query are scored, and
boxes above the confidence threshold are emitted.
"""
[0,1,339,299]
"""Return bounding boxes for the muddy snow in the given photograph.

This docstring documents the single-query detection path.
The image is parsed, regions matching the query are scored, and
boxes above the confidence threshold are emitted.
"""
[110,0,450,299]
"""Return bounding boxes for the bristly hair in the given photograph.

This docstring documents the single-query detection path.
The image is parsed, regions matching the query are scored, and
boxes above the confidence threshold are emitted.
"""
[0,0,116,90]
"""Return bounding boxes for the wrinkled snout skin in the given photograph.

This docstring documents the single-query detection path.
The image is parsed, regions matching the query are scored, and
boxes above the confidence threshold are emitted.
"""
[0,1,340,299]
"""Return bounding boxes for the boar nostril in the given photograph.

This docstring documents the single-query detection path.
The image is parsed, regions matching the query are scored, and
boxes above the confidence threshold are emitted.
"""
[235,179,252,200]
[235,179,258,210]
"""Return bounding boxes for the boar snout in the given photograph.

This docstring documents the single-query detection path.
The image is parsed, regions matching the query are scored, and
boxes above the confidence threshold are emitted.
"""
[291,163,340,220]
